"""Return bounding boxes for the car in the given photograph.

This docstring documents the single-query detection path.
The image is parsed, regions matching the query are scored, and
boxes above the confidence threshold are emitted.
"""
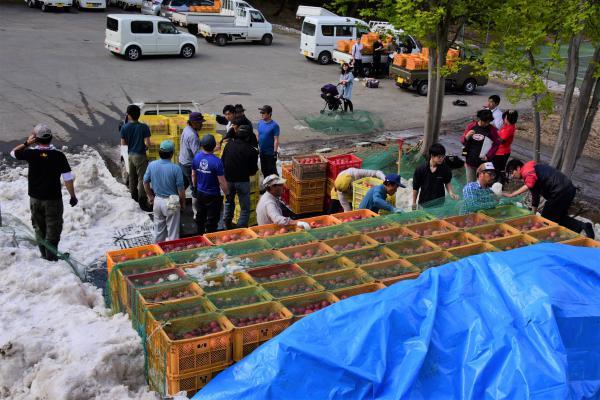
[74,0,106,10]
[105,14,198,61]
[25,0,73,12]
[160,0,213,20]
[141,0,162,15]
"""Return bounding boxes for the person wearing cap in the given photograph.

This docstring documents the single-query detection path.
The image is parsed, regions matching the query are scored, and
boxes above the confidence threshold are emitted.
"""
[257,105,280,177]
[10,124,78,261]
[461,109,501,183]
[460,162,499,214]
[358,174,405,214]
[502,159,595,238]
[179,111,205,191]
[256,175,311,230]
[144,140,186,242]
[412,143,459,210]
[192,134,229,234]
[329,168,386,213]
[221,125,259,229]
[120,104,151,206]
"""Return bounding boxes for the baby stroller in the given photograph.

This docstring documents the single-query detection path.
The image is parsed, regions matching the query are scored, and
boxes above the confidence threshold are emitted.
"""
[320,84,343,113]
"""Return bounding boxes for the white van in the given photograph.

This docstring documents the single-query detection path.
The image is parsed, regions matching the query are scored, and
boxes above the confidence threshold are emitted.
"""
[105,14,198,61]
[74,0,106,10]
[300,15,369,65]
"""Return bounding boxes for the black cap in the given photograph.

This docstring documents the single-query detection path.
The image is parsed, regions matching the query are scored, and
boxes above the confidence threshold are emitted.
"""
[234,104,245,112]
[258,105,273,114]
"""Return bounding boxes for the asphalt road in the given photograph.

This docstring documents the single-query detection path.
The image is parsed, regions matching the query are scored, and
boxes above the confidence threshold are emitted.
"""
[0,3,517,158]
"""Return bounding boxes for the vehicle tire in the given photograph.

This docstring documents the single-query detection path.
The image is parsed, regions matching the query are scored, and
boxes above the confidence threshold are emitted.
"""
[121,2,127,9]
[204,36,214,43]
[462,78,477,94]
[261,34,273,46]
[125,45,141,61]
[180,44,195,58]
[41,3,49,11]
[215,34,227,47]
[317,51,331,65]
[417,81,428,96]
[187,24,198,35]
[27,0,35,7]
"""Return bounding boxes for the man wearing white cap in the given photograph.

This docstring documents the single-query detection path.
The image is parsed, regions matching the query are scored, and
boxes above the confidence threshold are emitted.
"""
[256,175,311,230]
[461,162,499,214]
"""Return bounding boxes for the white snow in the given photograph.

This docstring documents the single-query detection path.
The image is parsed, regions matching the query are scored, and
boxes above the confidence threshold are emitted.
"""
[0,147,158,399]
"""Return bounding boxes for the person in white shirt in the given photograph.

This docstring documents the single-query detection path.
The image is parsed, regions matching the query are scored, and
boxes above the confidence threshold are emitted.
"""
[256,175,311,230]
[329,168,386,213]
[351,35,364,78]
[487,95,503,130]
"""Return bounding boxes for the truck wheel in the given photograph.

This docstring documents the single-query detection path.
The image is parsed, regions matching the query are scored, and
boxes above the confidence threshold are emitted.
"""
[27,0,35,7]
[125,45,141,61]
[187,24,198,35]
[261,34,273,46]
[417,81,428,96]
[180,44,195,59]
[205,36,214,43]
[462,78,477,94]
[215,34,227,46]
[41,3,49,11]
[317,51,331,65]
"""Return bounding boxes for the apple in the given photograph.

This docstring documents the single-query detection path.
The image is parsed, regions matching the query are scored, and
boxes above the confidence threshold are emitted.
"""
[166,320,223,340]
[369,263,414,279]
[288,300,332,316]
[228,311,284,327]
[211,294,261,308]
[319,275,361,290]
[267,282,316,297]
[253,268,303,283]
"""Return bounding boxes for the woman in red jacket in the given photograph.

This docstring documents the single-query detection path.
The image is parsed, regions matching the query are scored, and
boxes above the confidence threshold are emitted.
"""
[460,109,501,182]
[493,110,518,178]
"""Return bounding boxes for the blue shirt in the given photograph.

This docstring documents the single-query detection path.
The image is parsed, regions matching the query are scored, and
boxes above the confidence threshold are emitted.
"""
[120,121,151,155]
[461,181,498,214]
[359,184,395,213]
[143,159,184,197]
[257,119,280,156]
[192,151,224,196]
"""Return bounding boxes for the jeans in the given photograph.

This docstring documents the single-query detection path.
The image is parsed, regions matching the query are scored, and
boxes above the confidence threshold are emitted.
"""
[128,153,148,204]
[30,197,63,261]
[343,98,354,112]
[541,185,584,233]
[195,191,223,234]
[153,196,181,243]
[179,163,197,216]
[260,153,278,177]
[223,181,251,228]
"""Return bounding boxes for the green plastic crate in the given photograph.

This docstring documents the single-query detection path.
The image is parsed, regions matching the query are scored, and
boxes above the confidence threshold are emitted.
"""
[346,216,398,234]
[308,224,358,240]
[265,232,318,249]
[206,286,274,310]
[382,210,436,225]
[480,205,531,221]
[220,239,272,257]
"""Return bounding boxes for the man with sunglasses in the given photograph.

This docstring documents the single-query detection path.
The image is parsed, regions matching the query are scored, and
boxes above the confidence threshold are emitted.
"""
[461,162,499,214]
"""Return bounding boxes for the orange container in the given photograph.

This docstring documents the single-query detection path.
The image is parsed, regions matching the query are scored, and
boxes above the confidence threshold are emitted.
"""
[487,233,539,251]
[279,242,336,262]
[504,215,558,233]
[443,212,495,229]
[281,162,292,182]
[204,228,258,245]
[366,226,419,244]
[323,234,379,253]
[447,48,460,59]
[151,364,231,397]
[336,39,350,52]
[428,231,481,250]
[385,238,440,257]
[360,258,420,285]
[393,53,408,67]
[302,215,342,229]
[405,250,455,271]
[332,282,386,300]
[280,291,340,322]
[406,220,459,237]
[343,246,399,267]
[525,226,580,243]
[332,209,378,222]
[467,223,521,241]
[287,192,324,214]
[106,244,163,274]
[562,237,600,248]
[449,242,499,259]
[250,224,299,238]
[286,174,326,197]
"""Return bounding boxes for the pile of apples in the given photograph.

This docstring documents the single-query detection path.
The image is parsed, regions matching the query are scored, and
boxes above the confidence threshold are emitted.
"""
[434,237,468,249]
[499,240,530,250]
[212,233,254,245]
[348,250,388,265]
[257,227,294,237]
[357,224,392,234]
[228,312,285,327]
[210,294,262,309]
[368,263,414,279]
[316,230,350,239]
[252,268,304,283]
[297,157,323,165]
[166,320,222,340]
[287,300,332,316]
[514,221,547,232]
[161,241,210,253]
[203,277,246,293]
[147,287,198,303]
[304,261,344,275]
[289,247,328,260]
[416,257,450,270]
[394,244,433,256]
[114,250,157,263]
[267,282,317,297]
[131,272,182,288]
[477,228,512,240]
[318,275,362,290]
[154,304,208,321]
[372,232,412,244]
[537,230,573,243]
[338,215,369,223]
[412,225,451,236]
[309,220,335,229]
[331,241,368,252]
[452,216,487,228]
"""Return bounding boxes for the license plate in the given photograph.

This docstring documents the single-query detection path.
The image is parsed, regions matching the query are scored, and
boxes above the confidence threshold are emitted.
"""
[56,3,64,6]
[396,77,404,84]
[303,51,309,56]
[86,3,94,6]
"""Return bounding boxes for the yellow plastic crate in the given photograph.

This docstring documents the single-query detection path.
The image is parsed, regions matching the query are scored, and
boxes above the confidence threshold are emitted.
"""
[352,177,383,209]
[140,115,171,135]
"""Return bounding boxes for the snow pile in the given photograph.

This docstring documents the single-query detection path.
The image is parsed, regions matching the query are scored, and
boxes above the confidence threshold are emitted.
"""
[0,147,158,399]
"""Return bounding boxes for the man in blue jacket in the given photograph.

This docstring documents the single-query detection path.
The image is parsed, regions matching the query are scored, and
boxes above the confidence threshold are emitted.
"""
[359,173,405,213]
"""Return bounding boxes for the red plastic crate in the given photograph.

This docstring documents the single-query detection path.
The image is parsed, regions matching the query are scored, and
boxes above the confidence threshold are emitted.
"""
[325,154,362,179]
[158,236,213,253]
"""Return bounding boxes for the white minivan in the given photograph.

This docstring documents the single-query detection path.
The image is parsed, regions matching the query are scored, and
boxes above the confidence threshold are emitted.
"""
[105,14,198,61]
[74,0,106,10]
[300,15,369,65]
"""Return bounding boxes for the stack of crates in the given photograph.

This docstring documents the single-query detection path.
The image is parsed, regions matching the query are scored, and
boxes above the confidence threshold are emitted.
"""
[325,154,362,210]
[231,173,260,226]
[285,155,328,214]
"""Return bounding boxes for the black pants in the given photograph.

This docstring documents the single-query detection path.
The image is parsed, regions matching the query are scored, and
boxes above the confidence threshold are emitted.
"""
[328,199,343,214]
[353,59,363,77]
[195,192,223,234]
[343,98,354,112]
[260,153,278,177]
[492,153,510,183]
[373,57,381,77]
[541,185,583,233]
[30,197,63,261]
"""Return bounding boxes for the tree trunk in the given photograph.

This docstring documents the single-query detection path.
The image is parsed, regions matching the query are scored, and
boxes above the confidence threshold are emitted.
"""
[551,33,582,167]
[273,0,286,16]
[526,50,543,162]
[577,77,600,157]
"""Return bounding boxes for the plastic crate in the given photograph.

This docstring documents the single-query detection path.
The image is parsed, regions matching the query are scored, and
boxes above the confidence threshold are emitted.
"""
[224,302,293,361]
[366,226,419,244]
[204,228,258,245]
[220,238,272,257]
[281,162,292,182]
[405,250,456,271]
[449,242,499,259]
[291,154,328,180]
[428,231,481,250]
[147,133,181,157]
[136,281,204,323]
[327,178,335,197]
[139,115,171,135]
[360,259,420,285]
[260,276,325,300]
[280,291,340,322]
[278,242,336,262]
[146,297,217,329]
[325,154,362,179]
[443,212,495,229]
[351,177,383,208]
[265,231,318,249]
[250,224,300,238]
[158,236,213,253]
[296,256,356,275]
[385,238,440,257]
[106,244,164,274]
[345,216,398,234]
[239,249,290,268]
[332,209,379,223]
[526,226,580,243]
[247,264,307,283]
[562,237,600,248]
[308,224,358,240]
[302,215,342,229]
[287,192,324,214]
[323,234,379,253]
[406,220,458,237]
[487,233,539,251]
[150,364,231,397]
[125,268,188,314]
[286,174,326,197]
[200,272,256,294]
[480,205,532,221]
[313,268,374,291]
[167,247,225,269]
[504,215,559,233]
[343,247,399,267]
[332,282,386,300]
[206,286,274,310]
[467,223,521,241]
[382,210,436,225]
[281,186,290,206]
[147,313,234,377]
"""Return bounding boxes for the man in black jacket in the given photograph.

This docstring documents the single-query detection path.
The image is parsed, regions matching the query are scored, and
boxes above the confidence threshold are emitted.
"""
[221,125,259,228]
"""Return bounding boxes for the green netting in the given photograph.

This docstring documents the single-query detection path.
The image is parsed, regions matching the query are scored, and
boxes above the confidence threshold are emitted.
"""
[480,204,533,221]
[304,110,384,135]
[265,232,317,249]
[308,224,358,240]
[220,239,272,257]
[166,247,226,266]
[383,210,436,225]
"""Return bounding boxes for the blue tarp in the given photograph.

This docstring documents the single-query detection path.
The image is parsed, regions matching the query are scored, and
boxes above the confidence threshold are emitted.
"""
[194,244,600,400]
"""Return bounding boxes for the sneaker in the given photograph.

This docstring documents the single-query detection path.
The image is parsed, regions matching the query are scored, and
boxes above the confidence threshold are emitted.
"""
[583,222,595,239]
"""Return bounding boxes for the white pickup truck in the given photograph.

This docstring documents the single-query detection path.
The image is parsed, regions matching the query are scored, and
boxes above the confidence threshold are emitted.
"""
[108,0,142,10]
[25,0,73,12]
[171,0,252,35]
[198,7,272,46]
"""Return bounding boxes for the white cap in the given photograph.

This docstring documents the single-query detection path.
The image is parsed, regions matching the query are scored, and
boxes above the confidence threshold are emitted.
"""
[477,162,496,174]
[262,174,286,188]
[33,124,52,136]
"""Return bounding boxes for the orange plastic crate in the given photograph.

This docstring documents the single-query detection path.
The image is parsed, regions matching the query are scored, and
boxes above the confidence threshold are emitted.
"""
[467,223,521,241]
[149,364,231,397]
[523,226,580,244]
[286,174,326,197]
[360,259,420,285]
[106,244,163,274]
[261,276,325,300]
[136,281,204,322]
[291,154,328,180]
[302,215,342,229]
[449,242,499,259]
[562,237,600,248]
[332,209,378,222]
[406,220,458,237]
[313,268,374,291]
[332,282,386,300]
[405,250,455,271]
[443,212,495,229]
[250,224,299,238]
[204,228,258,245]
[323,234,379,253]
[279,242,336,262]
[428,231,481,250]
[280,291,340,322]
[366,226,419,244]
[487,233,538,251]
[385,238,440,257]
[281,162,292,182]
[296,256,356,275]
[504,215,558,233]
[287,192,324,214]
[393,53,408,67]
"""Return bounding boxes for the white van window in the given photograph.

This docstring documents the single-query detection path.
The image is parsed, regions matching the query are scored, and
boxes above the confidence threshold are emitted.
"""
[250,10,264,23]
[131,21,154,34]
[158,21,177,34]
[302,22,316,36]
[107,17,118,32]
[321,25,334,36]
[335,25,352,37]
